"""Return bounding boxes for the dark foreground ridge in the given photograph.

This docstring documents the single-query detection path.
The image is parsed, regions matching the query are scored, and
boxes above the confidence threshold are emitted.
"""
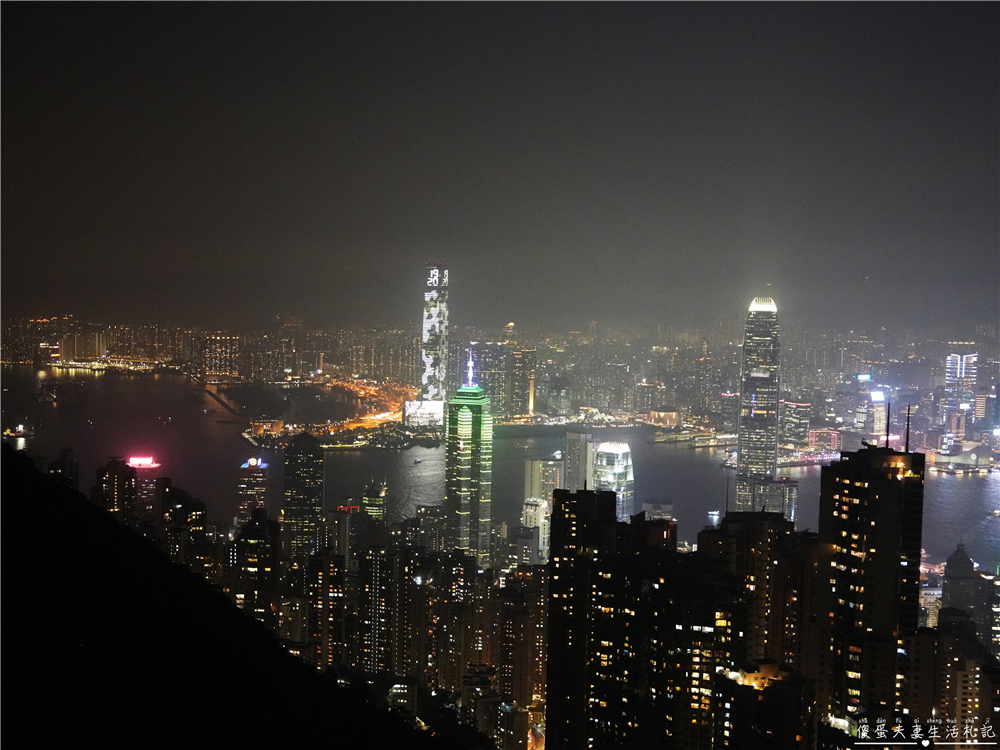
[3,442,473,747]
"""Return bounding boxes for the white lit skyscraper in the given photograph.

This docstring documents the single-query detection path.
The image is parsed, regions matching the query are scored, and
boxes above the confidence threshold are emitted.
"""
[735,297,781,511]
[594,441,634,522]
[406,263,450,428]
[420,262,449,401]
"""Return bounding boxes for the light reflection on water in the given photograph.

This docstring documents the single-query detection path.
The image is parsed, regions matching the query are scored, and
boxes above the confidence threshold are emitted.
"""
[4,366,997,568]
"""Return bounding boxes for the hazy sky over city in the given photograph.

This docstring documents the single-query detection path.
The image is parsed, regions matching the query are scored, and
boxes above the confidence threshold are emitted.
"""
[3,3,997,335]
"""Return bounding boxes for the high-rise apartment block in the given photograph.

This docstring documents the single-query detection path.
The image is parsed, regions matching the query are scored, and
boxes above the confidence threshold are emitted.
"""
[231,507,281,630]
[813,444,925,720]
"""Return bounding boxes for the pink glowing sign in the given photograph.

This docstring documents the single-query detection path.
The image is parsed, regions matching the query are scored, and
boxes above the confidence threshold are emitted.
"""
[127,456,162,469]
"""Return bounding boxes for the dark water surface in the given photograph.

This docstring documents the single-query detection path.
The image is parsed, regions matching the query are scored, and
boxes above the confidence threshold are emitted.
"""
[4,366,997,568]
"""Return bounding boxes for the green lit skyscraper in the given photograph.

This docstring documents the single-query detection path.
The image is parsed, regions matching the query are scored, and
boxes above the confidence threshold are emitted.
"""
[445,356,493,565]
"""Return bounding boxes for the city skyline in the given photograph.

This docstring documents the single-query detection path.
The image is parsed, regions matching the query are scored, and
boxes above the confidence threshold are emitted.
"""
[3,4,997,335]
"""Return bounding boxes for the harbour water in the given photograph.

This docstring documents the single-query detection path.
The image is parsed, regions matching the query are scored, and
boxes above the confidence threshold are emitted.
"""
[3,366,998,569]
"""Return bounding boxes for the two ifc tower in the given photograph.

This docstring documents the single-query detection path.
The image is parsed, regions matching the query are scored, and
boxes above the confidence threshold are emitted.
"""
[734,296,794,517]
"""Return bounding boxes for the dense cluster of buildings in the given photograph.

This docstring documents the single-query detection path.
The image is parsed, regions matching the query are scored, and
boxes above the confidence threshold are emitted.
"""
[33,419,1000,749]
[7,267,1000,748]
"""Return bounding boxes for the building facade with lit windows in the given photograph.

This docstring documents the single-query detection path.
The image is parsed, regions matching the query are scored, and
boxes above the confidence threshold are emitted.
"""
[232,507,281,631]
[202,332,240,379]
[445,372,493,565]
[236,457,268,524]
[282,432,325,559]
[813,444,924,723]
[509,348,536,417]
[547,487,739,749]
[593,441,634,522]
[420,262,449,402]
[735,297,781,512]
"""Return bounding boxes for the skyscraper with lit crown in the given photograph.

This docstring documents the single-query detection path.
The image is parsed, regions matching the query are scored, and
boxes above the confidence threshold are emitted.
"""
[735,297,781,511]
[445,355,493,565]
[593,442,634,522]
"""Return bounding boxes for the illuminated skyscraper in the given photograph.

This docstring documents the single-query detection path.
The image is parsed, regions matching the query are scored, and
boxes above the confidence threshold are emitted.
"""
[564,432,595,493]
[283,432,325,559]
[594,442,634,521]
[236,457,268,524]
[814,444,924,719]
[92,457,137,524]
[735,297,781,511]
[944,347,977,421]
[127,456,161,522]
[509,349,536,416]
[445,357,493,565]
[420,262,449,401]
[468,341,510,416]
[361,479,387,521]
[232,507,281,631]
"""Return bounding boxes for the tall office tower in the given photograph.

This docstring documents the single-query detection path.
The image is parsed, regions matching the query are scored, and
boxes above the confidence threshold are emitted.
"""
[945,348,978,431]
[509,349,536,417]
[231,507,281,631]
[520,498,551,564]
[720,390,740,432]
[564,432,595,493]
[594,441,634,522]
[864,391,888,439]
[420,262,449,401]
[524,458,564,504]
[942,543,994,650]
[361,479,387,521]
[781,399,811,446]
[735,297,781,512]
[283,432,325,559]
[814,444,925,721]
[276,313,303,378]
[468,342,511,416]
[236,457,268,524]
[445,364,493,565]
[126,456,162,523]
[523,458,561,563]
[92,457,137,524]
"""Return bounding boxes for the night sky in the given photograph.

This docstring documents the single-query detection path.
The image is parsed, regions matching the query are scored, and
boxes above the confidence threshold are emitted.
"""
[3,3,997,335]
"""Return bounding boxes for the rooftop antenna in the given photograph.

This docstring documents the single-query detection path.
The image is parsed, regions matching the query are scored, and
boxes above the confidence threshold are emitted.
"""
[885,401,891,448]
[905,405,911,453]
[466,351,475,387]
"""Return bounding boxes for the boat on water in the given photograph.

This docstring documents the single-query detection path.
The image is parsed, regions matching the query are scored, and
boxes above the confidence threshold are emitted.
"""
[414,458,423,464]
